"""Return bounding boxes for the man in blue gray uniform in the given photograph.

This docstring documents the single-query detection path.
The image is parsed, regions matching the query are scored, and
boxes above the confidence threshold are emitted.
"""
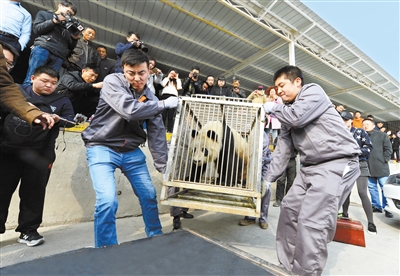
[263,66,361,275]
[238,131,272,229]
[82,49,178,248]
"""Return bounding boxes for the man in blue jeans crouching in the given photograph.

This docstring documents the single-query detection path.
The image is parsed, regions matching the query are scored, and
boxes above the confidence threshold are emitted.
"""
[82,49,178,248]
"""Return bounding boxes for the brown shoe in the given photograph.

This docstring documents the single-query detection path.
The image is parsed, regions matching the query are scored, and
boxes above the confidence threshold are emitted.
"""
[259,221,269,230]
[239,219,256,226]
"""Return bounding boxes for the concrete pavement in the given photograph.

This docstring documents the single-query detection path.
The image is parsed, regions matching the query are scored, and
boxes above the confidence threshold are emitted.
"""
[1,199,399,275]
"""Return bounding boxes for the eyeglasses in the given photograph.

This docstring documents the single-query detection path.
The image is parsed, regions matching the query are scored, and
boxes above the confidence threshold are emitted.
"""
[6,60,14,70]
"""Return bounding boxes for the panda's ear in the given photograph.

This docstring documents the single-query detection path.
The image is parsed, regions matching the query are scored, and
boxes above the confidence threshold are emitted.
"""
[191,130,198,138]
[207,130,218,142]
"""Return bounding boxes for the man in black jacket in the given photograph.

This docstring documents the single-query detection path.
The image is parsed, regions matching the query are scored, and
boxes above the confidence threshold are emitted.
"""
[363,119,393,218]
[1,66,74,246]
[65,27,99,72]
[56,63,103,117]
[96,45,115,82]
[210,76,230,96]
[182,65,202,96]
[23,0,80,85]
[390,133,399,161]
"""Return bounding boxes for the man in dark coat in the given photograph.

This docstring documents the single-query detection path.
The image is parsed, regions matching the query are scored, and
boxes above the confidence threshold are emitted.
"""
[56,63,102,117]
[65,27,99,71]
[390,133,399,161]
[362,119,393,218]
[96,45,115,82]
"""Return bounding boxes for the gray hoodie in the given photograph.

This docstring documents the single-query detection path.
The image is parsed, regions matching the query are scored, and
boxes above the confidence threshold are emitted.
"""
[82,73,168,173]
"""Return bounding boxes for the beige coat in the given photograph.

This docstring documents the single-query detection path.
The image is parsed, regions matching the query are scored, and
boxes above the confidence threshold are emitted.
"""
[0,45,42,124]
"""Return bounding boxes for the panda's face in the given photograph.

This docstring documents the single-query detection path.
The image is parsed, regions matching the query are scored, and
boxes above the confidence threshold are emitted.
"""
[190,127,222,165]
[191,145,209,165]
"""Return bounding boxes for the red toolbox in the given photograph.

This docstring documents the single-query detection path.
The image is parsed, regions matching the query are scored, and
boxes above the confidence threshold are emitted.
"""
[333,218,366,247]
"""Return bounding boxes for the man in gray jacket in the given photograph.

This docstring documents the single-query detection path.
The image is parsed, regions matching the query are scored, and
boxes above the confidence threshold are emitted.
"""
[263,65,361,275]
[82,49,178,248]
[362,119,393,218]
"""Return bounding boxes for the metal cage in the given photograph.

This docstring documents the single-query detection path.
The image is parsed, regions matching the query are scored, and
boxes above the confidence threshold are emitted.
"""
[160,95,265,216]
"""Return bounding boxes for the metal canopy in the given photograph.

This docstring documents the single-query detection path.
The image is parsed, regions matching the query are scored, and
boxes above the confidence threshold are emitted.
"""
[23,0,399,121]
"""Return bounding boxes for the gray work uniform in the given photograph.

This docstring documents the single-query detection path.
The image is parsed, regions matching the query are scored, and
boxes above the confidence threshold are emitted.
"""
[266,83,361,275]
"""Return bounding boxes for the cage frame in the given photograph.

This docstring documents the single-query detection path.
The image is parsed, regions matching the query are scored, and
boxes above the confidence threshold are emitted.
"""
[160,95,265,217]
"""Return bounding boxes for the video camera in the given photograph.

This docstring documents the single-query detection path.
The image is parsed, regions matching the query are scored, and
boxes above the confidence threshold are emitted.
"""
[59,12,84,36]
[132,40,148,53]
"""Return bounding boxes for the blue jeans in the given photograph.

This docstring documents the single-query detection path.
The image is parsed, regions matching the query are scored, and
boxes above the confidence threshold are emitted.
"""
[86,145,162,248]
[367,176,389,210]
[23,46,63,85]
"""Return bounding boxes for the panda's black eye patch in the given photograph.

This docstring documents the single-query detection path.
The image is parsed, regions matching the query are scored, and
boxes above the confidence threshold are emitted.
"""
[202,148,209,156]
[207,130,218,142]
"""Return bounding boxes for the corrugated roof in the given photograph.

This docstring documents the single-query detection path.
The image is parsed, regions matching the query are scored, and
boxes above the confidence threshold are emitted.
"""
[22,0,399,121]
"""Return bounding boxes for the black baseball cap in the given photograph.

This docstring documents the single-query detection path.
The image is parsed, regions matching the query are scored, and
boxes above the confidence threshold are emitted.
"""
[340,111,353,120]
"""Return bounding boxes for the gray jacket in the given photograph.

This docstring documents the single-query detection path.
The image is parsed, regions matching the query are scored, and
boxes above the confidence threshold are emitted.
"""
[265,83,361,182]
[366,130,392,177]
[82,73,168,173]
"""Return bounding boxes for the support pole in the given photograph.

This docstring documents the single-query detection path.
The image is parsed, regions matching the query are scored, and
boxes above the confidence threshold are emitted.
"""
[289,34,296,65]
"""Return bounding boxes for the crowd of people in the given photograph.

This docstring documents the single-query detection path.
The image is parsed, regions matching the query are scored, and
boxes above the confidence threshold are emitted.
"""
[0,1,399,275]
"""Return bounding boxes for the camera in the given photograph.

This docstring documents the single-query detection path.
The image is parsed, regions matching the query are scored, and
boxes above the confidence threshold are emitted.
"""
[192,72,199,80]
[59,12,84,36]
[132,40,148,53]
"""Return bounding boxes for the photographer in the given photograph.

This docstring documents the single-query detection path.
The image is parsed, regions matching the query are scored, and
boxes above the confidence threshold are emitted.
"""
[160,69,182,133]
[182,65,203,96]
[115,31,147,73]
[23,0,80,85]
[228,79,246,98]
[147,56,163,95]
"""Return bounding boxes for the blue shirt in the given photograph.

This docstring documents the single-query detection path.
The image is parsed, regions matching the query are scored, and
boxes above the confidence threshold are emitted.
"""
[0,0,32,50]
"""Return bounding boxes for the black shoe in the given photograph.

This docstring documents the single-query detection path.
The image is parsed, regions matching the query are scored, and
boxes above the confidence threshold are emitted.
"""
[17,231,44,247]
[367,222,377,235]
[172,217,181,230]
[385,210,393,218]
[372,207,382,213]
[180,211,194,219]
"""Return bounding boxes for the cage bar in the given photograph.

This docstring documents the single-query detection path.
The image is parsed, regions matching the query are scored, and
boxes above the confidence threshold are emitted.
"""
[160,95,265,216]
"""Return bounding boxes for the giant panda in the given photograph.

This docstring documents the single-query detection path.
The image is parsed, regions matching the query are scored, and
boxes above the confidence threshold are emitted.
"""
[188,120,249,186]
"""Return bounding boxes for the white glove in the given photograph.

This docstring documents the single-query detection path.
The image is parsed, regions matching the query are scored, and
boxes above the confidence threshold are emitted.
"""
[163,97,178,109]
[261,180,272,196]
[263,102,275,114]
